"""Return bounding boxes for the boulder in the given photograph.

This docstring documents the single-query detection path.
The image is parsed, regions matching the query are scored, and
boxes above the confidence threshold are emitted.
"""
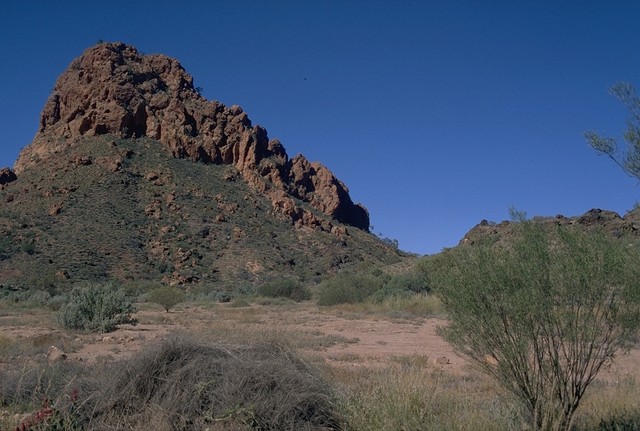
[46,346,66,362]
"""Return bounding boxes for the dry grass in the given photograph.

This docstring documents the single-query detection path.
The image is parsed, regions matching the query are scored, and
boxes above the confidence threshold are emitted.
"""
[83,336,342,430]
[330,362,640,431]
[0,331,83,365]
[572,375,640,430]
[333,365,523,431]
[390,354,432,369]
[1,335,343,430]
[327,353,364,363]
[327,294,445,321]
[0,305,56,327]
[1,302,639,430]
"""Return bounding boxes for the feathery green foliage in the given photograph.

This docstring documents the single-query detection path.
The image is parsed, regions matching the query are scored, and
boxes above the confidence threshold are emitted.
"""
[148,286,186,312]
[585,82,640,180]
[425,222,640,431]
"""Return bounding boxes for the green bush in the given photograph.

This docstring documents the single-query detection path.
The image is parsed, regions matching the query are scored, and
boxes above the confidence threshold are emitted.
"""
[148,286,186,312]
[385,271,429,294]
[257,278,311,302]
[58,283,137,333]
[316,273,383,306]
[368,271,430,303]
[426,222,640,431]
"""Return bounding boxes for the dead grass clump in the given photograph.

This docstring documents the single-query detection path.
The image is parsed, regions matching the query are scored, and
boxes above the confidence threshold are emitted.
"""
[572,376,640,430]
[334,366,523,431]
[0,361,88,430]
[85,336,343,430]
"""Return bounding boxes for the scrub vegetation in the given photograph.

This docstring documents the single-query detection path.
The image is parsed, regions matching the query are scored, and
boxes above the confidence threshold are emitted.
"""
[425,221,640,431]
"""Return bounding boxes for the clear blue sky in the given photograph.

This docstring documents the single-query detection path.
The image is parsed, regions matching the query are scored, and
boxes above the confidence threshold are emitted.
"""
[1,1,639,255]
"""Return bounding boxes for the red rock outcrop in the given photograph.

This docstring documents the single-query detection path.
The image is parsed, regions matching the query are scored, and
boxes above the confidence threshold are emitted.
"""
[15,42,369,231]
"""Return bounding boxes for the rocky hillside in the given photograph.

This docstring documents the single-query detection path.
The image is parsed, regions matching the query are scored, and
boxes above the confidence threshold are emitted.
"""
[459,208,640,247]
[0,42,402,290]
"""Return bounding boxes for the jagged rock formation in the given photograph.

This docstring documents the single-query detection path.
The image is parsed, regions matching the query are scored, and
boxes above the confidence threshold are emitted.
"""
[15,42,369,231]
[460,208,640,246]
[0,43,404,288]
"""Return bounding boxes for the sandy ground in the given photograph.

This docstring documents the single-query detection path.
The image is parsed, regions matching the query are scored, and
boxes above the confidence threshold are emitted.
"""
[2,302,638,382]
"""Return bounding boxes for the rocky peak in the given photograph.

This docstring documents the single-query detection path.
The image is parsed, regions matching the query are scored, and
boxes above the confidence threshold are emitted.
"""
[15,42,369,231]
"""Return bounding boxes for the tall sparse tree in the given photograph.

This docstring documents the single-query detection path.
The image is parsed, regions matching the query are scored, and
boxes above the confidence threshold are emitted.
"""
[424,222,640,431]
[585,82,640,180]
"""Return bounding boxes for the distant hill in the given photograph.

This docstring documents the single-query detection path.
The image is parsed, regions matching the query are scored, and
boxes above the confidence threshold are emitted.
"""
[458,208,640,248]
[0,42,403,291]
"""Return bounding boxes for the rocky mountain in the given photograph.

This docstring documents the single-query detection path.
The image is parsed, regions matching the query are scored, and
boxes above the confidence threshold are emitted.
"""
[0,42,402,290]
[16,42,369,231]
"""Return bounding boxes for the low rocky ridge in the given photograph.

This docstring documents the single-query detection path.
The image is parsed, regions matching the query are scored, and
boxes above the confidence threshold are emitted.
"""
[460,208,640,246]
[15,42,369,231]
[0,43,402,289]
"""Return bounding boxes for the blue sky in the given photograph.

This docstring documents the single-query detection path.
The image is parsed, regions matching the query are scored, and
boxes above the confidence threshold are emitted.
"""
[1,1,639,255]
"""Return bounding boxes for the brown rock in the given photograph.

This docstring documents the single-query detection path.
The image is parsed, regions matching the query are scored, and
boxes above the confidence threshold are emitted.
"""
[145,171,160,181]
[70,154,92,166]
[49,204,62,216]
[15,42,370,231]
[46,346,66,362]
[289,155,369,230]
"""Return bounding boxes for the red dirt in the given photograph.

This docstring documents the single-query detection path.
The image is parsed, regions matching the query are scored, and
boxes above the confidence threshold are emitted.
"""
[2,303,638,382]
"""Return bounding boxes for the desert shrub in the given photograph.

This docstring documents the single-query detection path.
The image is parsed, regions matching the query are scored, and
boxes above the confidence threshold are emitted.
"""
[232,283,256,297]
[426,222,640,431]
[257,278,311,302]
[368,284,413,303]
[316,274,383,306]
[26,289,52,306]
[211,290,233,303]
[58,283,137,333]
[148,286,186,312]
[84,337,342,430]
[384,271,429,294]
